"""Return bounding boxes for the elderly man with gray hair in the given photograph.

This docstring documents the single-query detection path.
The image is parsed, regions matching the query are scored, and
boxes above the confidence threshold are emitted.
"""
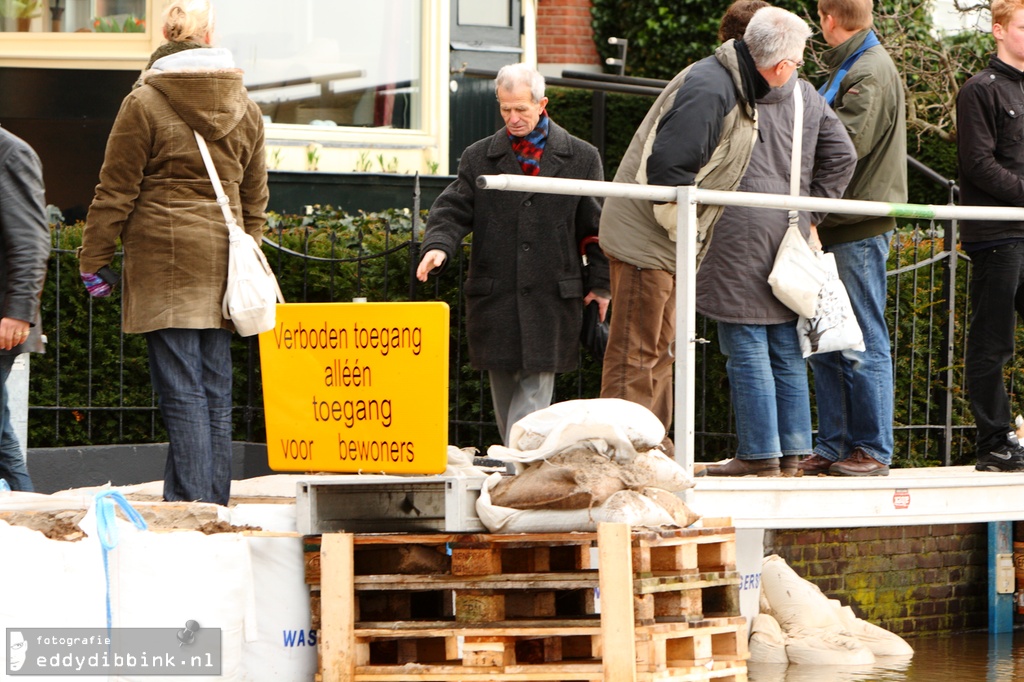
[417,63,609,446]
[599,7,813,448]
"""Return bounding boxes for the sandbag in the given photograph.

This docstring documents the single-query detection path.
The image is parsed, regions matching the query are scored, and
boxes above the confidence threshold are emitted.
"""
[748,613,789,664]
[834,604,914,657]
[476,473,675,533]
[488,399,665,469]
[761,554,844,632]
[489,450,627,510]
[443,445,491,478]
[639,487,700,527]
[785,628,876,666]
[622,448,695,492]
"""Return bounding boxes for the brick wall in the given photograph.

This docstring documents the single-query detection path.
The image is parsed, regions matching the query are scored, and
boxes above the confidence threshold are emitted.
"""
[765,524,988,635]
[537,0,600,66]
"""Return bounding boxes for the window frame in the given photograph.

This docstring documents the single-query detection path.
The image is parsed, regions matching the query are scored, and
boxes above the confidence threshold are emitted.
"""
[0,0,451,173]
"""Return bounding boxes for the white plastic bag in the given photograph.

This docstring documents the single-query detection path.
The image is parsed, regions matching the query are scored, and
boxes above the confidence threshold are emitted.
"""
[797,252,865,358]
[223,222,283,337]
[768,224,827,318]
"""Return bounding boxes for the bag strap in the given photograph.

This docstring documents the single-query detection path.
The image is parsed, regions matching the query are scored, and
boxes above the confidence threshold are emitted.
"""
[817,30,880,107]
[788,83,804,230]
[193,130,242,232]
[194,130,285,305]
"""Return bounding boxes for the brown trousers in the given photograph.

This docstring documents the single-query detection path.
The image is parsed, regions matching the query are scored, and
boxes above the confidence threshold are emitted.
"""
[599,257,676,430]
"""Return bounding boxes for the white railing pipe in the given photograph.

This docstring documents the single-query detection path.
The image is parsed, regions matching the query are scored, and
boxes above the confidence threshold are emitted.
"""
[476,173,1024,483]
[476,174,1024,223]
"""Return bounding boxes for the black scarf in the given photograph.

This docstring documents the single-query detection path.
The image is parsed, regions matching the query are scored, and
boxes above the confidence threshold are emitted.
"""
[734,41,771,107]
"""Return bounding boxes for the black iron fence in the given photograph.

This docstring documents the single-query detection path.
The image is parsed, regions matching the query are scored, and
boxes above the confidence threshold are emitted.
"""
[28,167,1006,467]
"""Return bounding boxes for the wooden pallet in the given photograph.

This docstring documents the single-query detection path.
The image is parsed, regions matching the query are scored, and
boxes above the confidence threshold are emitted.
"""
[313,521,746,682]
[306,520,739,627]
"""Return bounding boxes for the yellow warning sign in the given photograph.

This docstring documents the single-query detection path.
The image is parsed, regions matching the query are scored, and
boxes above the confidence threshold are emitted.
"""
[259,302,449,474]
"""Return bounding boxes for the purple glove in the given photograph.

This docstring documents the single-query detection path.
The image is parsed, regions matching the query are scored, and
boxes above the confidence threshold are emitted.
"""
[81,272,112,298]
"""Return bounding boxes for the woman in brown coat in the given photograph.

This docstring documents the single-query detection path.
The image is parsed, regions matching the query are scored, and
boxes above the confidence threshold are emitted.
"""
[79,0,268,505]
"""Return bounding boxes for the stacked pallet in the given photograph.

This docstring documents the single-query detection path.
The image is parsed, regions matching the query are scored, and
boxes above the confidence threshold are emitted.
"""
[304,519,747,682]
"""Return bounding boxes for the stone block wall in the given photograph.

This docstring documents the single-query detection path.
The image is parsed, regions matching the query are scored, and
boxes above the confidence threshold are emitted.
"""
[765,524,988,634]
[537,0,600,67]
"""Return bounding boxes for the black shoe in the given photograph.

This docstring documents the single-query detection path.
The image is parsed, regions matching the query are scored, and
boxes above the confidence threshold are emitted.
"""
[976,432,1024,472]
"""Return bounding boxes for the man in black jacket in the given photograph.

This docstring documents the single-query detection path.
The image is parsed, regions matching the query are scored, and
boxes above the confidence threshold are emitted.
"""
[416,63,609,446]
[0,126,50,490]
[957,0,1024,472]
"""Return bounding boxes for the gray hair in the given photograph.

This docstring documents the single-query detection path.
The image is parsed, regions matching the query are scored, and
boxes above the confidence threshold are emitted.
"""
[495,63,546,102]
[742,7,812,69]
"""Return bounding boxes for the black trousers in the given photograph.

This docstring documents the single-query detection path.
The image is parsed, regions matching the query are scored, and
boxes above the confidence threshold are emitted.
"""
[965,241,1024,453]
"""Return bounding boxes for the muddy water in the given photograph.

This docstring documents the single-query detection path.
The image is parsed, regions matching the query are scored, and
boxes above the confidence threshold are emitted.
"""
[747,630,1024,681]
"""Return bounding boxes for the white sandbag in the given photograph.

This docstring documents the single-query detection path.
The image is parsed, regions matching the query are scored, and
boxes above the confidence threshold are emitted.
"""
[230,503,299,532]
[241,536,318,682]
[623,449,694,491]
[475,472,674,533]
[834,604,915,656]
[109,529,257,682]
[487,399,665,470]
[748,613,789,664]
[761,554,844,632]
[509,398,664,451]
[0,522,109,681]
[639,487,701,527]
[443,445,494,478]
[785,628,876,666]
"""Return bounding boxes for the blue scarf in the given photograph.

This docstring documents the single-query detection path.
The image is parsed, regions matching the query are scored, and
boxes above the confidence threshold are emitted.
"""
[818,30,881,106]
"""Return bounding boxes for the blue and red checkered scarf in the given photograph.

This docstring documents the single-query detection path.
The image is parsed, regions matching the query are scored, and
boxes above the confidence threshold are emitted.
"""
[508,113,549,176]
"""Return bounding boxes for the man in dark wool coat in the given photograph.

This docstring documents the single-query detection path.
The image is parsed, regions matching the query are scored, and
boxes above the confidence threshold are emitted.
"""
[416,63,609,445]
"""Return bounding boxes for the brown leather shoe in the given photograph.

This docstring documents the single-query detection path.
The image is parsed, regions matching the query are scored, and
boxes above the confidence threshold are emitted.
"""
[829,449,890,477]
[706,457,780,477]
[796,453,834,474]
[780,455,801,477]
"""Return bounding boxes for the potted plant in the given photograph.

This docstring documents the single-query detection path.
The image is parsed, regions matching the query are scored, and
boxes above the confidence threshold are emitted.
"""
[4,0,43,31]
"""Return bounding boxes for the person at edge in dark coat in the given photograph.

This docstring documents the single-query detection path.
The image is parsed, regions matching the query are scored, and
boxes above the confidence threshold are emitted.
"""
[0,126,50,491]
[416,63,609,446]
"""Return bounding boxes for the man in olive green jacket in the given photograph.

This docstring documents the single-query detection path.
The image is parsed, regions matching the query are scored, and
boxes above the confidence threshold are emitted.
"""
[798,0,907,477]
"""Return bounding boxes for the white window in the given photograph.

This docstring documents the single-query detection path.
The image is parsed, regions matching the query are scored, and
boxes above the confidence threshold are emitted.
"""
[216,0,422,131]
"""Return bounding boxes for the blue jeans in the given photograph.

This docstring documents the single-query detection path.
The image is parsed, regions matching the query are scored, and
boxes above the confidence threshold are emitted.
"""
[146,328,233,506]
[808,233,894,465]
[0,354,33,491]
[965,241,1024,453]
[718,321,812,459]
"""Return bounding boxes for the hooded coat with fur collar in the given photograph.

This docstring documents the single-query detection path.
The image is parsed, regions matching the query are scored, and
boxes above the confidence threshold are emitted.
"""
[80,47,268,334]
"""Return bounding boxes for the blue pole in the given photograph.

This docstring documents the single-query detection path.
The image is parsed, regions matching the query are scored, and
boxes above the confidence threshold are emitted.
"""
[988,521,1013,633]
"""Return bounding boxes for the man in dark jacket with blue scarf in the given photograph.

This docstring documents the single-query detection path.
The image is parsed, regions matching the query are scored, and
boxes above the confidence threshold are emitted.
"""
[797,0,906,477]
[957,0,1024,472]
[416,63,609,446]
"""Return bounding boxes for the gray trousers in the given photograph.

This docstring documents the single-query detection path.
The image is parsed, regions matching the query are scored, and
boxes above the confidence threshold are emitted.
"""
[488,369,555,446]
